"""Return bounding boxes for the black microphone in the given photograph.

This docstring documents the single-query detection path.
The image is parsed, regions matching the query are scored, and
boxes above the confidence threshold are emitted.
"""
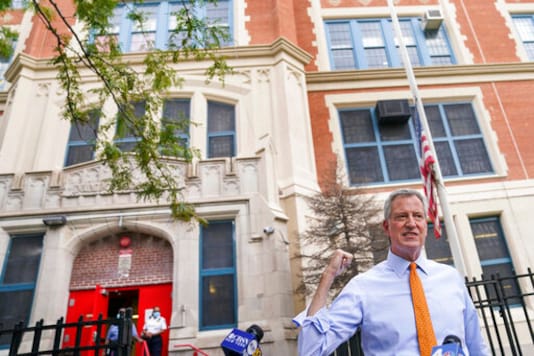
[221,324,263,356]
[443,334,462,345]
[430,334,465,356]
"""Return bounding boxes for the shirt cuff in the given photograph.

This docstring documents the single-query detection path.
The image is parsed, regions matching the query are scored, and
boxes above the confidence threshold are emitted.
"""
[292,308,309,327]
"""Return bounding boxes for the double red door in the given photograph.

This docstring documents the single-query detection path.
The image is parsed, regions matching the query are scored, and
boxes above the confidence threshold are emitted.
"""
[64,283,172,355]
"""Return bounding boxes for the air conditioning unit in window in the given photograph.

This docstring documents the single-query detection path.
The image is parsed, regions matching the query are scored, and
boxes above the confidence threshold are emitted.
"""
[422,9,444,31]
[375,99,411,124]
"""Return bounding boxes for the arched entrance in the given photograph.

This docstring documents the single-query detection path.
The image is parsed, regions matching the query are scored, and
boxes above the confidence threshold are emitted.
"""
[63,231,173,355]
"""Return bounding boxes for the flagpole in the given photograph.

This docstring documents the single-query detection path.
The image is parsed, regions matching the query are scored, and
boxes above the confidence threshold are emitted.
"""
[387,0,466,274]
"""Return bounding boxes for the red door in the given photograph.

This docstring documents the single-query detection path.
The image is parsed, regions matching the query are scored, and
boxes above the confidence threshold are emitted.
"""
[137,284,172,356]
[65,283,172,355]
[64,285,108,354]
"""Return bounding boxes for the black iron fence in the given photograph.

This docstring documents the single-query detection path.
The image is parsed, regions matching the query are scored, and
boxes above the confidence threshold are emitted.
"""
[0,309,135,356]
[466,268,534,356]
[332,268,534,356]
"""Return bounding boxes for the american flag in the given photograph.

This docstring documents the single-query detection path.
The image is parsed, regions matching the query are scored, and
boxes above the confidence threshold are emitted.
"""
[415,110,441,238]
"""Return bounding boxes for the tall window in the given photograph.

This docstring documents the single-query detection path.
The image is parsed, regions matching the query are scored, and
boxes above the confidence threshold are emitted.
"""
[470,217,521,305]
[115,101,145,152]
[129,3,158,52]
[340,102,492,185]
[325,18,454,70]
[205,0,232,46]
[161,98,191,156]
[207,101,235,158]
[106,0,232,52]
[512,15,534,60]
[0,234,44,346]
[64,110,100,166]
[425,222,453,266]
[199,220,236,330]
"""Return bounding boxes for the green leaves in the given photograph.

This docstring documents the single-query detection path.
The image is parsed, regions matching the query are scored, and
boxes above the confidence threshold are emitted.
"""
[0,27,17,59]
[0,0,232,222]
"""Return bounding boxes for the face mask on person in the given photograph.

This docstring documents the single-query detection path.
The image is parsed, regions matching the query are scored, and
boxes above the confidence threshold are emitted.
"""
[153,311,160,318]
[117,313,121,318]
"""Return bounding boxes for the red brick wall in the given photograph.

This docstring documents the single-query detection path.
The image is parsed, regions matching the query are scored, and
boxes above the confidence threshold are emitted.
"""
[23,0,77,58]
[245,0,298,45]
[294,0,319,71]
[450,0,519,63]
[70,232,173,290]
[485,81,534,179]
[0,9,25,26]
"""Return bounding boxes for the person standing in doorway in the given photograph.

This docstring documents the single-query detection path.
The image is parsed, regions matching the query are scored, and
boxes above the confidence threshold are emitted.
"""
[142,306,167,356]
[105,308,143,356]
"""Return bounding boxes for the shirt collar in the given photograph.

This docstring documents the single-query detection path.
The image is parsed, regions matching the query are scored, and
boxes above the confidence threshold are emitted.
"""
[386,249,429,277]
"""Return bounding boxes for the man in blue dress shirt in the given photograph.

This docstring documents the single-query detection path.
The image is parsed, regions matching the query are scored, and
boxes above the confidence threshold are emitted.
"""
[294,189,489,356]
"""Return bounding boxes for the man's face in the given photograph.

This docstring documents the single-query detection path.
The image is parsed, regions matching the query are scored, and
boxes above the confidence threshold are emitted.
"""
[383,195,428,261]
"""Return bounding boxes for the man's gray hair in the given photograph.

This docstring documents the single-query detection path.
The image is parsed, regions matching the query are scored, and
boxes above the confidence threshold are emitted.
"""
[383,189,427,220]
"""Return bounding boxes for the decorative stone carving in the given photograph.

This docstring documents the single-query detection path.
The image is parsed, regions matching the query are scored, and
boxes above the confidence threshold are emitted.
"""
[287,67,303,87]
[200,163,222,197]
[24,177,47,209]
[64,165,112,196]
[224,179,240,195]
[6,194,22,211]
[239,161,259,193]
[257,69,271,83]
[36,82,51,98]
[0,157,260,213]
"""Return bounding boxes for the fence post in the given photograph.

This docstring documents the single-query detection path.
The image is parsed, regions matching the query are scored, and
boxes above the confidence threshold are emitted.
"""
[75,315,84,356]
[52,317,63,356]
[94,314,104,356]
[31,319,44,354]
[8,321,24,356]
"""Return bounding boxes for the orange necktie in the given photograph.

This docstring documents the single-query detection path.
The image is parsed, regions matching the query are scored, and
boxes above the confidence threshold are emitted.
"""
[409,262,437,355]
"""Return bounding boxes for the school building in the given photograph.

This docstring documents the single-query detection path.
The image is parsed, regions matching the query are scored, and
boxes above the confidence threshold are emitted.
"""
[0,0,533,354]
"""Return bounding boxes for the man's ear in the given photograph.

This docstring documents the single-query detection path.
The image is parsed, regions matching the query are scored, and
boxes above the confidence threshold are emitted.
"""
[382,220,389,234]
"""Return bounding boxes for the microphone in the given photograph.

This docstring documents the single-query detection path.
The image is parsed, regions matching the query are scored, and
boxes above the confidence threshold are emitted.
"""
[221,324,263,356]
[430,335,465,356]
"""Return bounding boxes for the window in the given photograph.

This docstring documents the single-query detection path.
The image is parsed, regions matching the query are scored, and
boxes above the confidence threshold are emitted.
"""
[325,18,454,70]
[340,102,492,185]
[105,0,232,53]
[512,15,534,60]
[205,0,232,46]
[0,234,43,346]
[10,0,25,9]
[160,98,191,156]
[199,221,236,330]
[425,222,453,266]
[64,110,100,166]
[115,101,145,152]
[129,3,158,52]
[207,101,235,158]
[470,217,521,305]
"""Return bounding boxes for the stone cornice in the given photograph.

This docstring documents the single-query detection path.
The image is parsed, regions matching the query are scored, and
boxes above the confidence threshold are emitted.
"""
[4,37,313,83]
[306,62,534,90]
